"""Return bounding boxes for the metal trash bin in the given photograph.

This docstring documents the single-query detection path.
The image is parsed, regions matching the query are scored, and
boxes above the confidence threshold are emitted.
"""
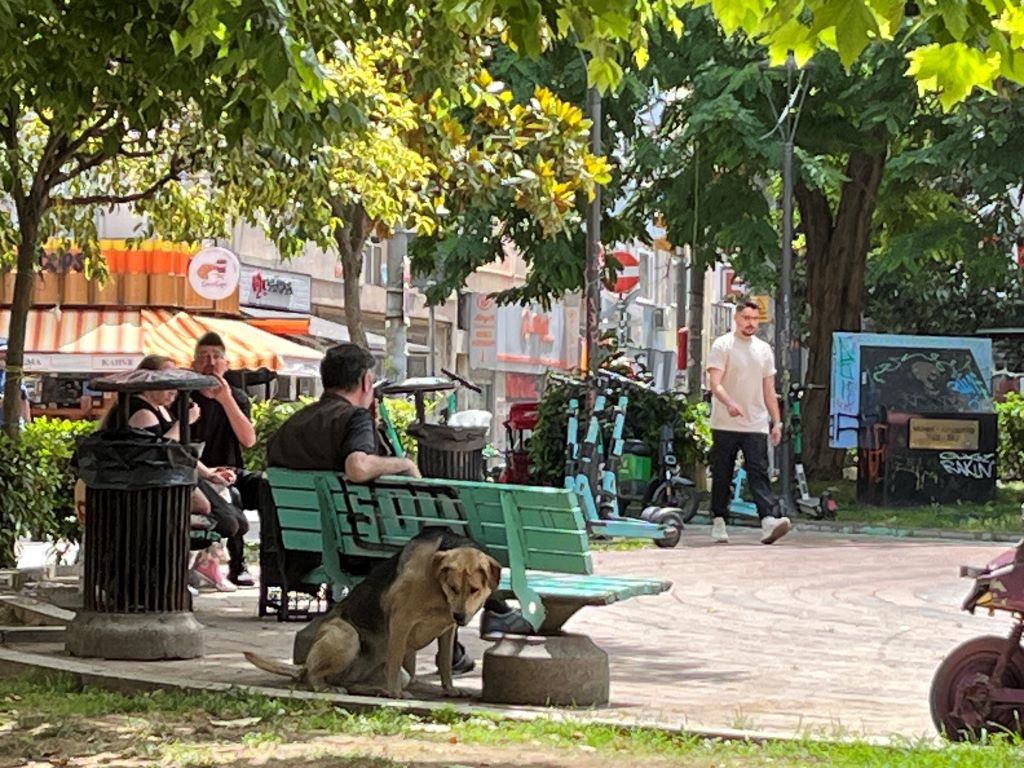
[407,422,487,481]
[64,368,216,660]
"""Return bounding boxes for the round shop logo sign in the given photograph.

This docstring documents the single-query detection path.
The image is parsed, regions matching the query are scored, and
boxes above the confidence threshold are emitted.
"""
[188,246,241,301]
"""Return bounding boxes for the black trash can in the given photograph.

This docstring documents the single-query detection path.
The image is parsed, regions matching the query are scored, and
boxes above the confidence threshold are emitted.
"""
[64,367,215,661]
[75,432,197,613]
[407,422,488,481]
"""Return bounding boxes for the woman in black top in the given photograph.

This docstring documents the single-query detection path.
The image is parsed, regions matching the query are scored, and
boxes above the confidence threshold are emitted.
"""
[100,355,235,509]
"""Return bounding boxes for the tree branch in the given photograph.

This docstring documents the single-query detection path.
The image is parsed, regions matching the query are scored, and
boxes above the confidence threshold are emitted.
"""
[52,157,185,207]
[48,149,109,188]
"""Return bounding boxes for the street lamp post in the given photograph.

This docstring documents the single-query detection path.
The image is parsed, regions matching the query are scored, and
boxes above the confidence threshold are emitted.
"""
[762,53,810,514]
[585,86,602,375]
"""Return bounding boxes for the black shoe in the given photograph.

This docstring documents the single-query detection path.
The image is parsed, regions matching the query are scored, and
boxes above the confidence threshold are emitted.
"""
[439,641,475,676]
[229,567,256,588]
[480,608,534,638]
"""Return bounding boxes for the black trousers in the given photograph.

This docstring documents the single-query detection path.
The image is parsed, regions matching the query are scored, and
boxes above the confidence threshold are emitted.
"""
[710,429,778,521]
[197,478,250,573]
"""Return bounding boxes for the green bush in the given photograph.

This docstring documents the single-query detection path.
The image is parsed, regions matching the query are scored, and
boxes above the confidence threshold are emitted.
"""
[997,392,1024,480]
[243,398,314,473]
[0,418,96,568]
[379,396,420,459]
[529,374,711,487]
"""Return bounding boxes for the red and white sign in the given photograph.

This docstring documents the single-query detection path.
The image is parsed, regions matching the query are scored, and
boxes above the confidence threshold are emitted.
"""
[608,250,640,294]
[188,246,240,301]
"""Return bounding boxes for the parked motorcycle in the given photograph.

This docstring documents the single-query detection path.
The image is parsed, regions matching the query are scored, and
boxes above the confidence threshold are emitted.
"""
[930,528,1024,740]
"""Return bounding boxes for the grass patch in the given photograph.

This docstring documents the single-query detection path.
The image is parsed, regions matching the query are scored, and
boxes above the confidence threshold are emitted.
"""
[810,480,1023,533]
[3,670,1024,766]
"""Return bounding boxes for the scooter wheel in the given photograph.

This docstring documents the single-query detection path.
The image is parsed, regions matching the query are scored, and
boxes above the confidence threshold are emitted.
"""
[651,483,700,524]
[930,635,1024,741]
[652,509,683,549]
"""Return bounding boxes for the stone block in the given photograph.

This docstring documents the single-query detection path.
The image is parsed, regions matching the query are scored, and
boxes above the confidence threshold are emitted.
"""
[481,633,609,707]
[65,611,203,660]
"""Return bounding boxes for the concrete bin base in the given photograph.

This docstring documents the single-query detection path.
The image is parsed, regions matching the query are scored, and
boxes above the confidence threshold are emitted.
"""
[65,611,204,660]
[481,633,609,706]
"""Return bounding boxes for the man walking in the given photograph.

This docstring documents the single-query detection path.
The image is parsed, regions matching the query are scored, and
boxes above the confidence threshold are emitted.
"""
[706,300,791,544]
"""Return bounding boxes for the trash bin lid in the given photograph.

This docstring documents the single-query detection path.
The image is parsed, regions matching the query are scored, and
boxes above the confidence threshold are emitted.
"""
[90,368,218,393]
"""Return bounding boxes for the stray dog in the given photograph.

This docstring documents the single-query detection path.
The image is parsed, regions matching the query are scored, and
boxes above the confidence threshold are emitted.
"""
[245,527,501,698]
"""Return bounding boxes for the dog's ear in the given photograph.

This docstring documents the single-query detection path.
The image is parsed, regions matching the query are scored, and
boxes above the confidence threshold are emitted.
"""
[485,556,502,590]
[432,551,452,581]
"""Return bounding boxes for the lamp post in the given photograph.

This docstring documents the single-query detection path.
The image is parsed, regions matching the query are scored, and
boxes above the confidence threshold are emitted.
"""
[762,52,810,513]
[584,85,602,375]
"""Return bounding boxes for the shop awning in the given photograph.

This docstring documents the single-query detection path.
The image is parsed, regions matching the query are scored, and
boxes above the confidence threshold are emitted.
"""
[0,309,322,377]
[242,308,429,355]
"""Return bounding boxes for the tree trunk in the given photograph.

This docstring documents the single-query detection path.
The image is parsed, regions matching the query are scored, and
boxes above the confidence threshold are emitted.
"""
[331,202,372,350]
[798,150,885,479]
[3,244,38,439]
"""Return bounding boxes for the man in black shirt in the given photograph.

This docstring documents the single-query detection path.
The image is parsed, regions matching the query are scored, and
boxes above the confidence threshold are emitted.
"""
[268,343,419,479]
[190,332,258,587]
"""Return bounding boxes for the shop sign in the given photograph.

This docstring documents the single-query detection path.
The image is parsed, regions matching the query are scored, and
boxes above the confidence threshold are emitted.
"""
[188,246,240,301]
[909,418,980,451]
[469,293,571,373]
[239,264,312,313]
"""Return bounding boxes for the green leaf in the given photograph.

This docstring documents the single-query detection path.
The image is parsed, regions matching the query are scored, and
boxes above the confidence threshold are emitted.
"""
[906,41,1000,110]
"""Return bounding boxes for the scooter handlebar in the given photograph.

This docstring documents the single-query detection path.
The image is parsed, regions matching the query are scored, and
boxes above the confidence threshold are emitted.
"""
[441,368,482,393]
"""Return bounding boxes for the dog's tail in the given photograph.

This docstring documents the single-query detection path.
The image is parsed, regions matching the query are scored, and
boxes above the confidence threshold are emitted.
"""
[243,651,303,680]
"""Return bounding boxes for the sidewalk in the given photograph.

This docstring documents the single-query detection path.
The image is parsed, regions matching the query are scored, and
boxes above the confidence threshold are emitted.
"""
[1,527,1013,741]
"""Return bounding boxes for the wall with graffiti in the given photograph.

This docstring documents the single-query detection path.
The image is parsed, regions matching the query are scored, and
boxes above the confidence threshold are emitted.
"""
[830,333,997,505]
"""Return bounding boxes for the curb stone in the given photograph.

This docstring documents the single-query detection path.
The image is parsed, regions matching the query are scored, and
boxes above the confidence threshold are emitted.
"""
[794,521,1021,543]
[0,646,898,747]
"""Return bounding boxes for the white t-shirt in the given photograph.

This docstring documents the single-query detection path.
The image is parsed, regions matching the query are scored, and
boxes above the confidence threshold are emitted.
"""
[706,333,776,434]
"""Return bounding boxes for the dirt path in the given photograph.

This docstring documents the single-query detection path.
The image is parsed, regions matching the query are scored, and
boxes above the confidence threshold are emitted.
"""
[0,713,716,768]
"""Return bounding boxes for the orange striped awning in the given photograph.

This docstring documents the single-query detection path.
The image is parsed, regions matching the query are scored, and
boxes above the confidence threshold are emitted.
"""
[0,309,321,376]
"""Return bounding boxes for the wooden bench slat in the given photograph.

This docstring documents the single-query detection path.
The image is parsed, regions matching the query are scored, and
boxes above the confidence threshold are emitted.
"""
[497,570,671,605]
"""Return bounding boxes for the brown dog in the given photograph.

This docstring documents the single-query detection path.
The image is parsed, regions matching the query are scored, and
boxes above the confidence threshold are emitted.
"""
[245,528,501,698]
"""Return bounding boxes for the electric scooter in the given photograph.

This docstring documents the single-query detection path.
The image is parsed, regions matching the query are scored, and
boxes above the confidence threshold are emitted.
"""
[930,531,1024,740]
[790,383,837,520]
[556,370,682,547]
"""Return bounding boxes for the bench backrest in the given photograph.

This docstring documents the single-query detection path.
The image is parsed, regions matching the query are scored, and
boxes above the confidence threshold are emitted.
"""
[266,468,593,576]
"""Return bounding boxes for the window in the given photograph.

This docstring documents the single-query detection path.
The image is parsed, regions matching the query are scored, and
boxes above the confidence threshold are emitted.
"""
[639,248,656,301]
[363,239,386,287]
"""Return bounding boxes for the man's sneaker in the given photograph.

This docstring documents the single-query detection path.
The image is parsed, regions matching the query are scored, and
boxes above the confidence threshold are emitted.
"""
[437,640,475,676]
[711,517,729,543]
[760,516,792,544]
[191,558,237,592]
[480,608,534,638]
[229,567,256,588]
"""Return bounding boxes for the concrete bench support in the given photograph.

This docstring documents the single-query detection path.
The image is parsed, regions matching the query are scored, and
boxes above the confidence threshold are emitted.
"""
[481,633,609,707]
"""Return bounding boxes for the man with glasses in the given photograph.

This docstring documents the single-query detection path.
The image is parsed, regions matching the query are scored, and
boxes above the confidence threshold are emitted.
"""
[190,332,259,587]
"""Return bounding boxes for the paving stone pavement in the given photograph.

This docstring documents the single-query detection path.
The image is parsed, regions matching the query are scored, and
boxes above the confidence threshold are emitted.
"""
[4,527,1019,740]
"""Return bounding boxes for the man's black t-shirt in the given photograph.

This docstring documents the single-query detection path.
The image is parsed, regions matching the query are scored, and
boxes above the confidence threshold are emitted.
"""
[267,393,379,471]
[190,386,251,468]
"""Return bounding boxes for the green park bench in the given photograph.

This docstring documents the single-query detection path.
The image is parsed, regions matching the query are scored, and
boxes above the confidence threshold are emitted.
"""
[263,468,672,633]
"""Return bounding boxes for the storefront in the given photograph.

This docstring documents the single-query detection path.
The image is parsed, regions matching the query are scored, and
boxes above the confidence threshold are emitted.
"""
[236,262,429,382]
[0,241,322,418]
[464,293,578,446]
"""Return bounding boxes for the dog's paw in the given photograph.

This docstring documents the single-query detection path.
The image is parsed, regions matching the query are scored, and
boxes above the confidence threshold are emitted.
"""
[442,686,473,699]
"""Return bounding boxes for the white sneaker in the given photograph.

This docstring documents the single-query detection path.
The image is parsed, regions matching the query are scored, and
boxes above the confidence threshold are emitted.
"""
[760,516,792,544]
[711,517,729,543]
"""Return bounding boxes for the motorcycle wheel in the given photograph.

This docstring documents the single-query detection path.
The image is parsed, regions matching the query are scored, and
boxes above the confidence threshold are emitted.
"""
[930,634,1024,741]
[651,482,700,524]
[652,509,683,549]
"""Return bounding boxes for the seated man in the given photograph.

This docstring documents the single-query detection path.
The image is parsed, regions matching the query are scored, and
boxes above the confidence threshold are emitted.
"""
[267,343,420,480]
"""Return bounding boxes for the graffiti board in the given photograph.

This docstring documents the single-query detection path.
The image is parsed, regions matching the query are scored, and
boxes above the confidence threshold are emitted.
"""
[830,333,993,449]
